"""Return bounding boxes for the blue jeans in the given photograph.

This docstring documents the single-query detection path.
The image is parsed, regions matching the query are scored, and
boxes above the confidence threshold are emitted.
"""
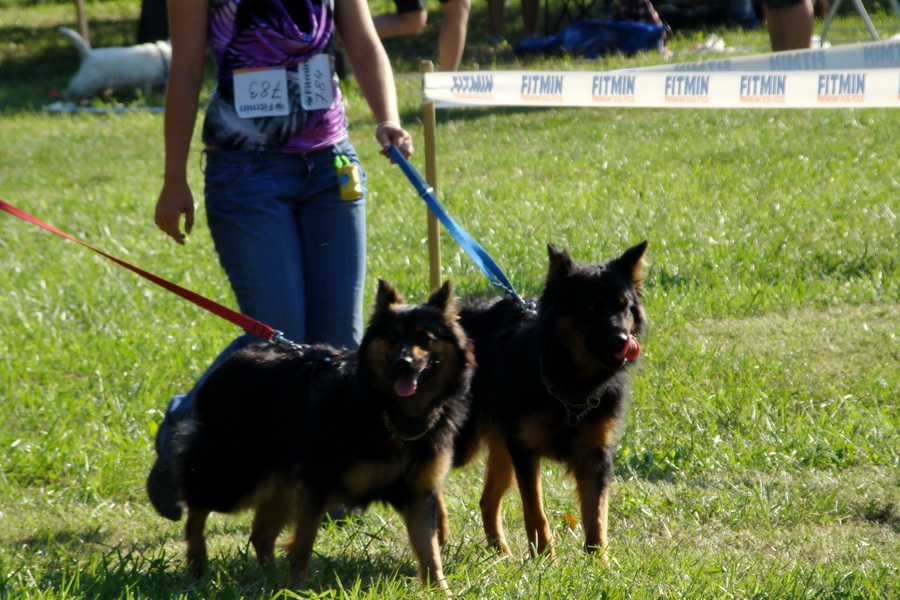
[157,138,367,460]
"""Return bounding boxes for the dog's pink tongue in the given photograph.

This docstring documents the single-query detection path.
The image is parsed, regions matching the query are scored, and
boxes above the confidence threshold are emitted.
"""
[613,336,641,361]
[394,374,418,397]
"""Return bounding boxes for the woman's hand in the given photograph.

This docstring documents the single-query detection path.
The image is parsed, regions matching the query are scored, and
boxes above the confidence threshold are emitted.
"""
[155,180,195,245]
[375,121,414,160]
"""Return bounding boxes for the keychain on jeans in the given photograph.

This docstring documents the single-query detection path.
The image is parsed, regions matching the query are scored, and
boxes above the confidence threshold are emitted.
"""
[335,155,362,201]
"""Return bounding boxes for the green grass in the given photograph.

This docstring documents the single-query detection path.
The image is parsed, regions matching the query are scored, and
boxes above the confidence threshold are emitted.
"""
[1,1,898,599]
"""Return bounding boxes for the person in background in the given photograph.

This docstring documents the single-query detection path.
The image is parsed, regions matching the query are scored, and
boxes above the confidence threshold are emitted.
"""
[764,0,814,51]
[147,0,413,521]
[487,0,538,46]
[727,0,759,29]
[373,0,471,71]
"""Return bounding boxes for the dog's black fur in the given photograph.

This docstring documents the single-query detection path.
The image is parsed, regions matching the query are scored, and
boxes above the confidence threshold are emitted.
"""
[173,279,474,593]
[451,241,648,561]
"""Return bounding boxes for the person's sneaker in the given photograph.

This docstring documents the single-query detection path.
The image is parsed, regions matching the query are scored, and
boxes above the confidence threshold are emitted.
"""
[146,457,183,521]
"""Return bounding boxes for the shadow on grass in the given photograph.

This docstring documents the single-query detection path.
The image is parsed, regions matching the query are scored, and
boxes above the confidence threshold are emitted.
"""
[67,546,417,599]
[6,522,422,599]
[855,500,900,533]
[13,526,108,551]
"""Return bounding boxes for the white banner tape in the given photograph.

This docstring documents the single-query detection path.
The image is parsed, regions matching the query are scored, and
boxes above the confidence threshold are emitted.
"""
[424,40,900,109]
[426,69,899,108]
[630,38,900,73]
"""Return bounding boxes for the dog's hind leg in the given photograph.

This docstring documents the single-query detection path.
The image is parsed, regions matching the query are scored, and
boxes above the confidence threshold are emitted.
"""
[435,490,450,547]
[479,436,515,555]
[184,507,211,577]
[250,488,294,571]
[508,444,554,558]
[286,488,325,584]
[401,490,450,595]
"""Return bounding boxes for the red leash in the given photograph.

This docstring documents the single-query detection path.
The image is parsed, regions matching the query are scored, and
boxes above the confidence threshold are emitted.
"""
[1,198,279,342]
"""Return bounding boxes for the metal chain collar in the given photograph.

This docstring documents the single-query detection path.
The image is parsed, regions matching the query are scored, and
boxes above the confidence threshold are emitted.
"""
[539,358,603,426]
[381,408,443,442]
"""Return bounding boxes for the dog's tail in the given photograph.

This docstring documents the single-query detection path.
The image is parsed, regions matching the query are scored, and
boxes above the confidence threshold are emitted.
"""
[59,27,91,61]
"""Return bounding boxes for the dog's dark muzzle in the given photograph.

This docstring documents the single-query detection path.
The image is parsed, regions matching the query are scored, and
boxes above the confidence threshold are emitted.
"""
[591,331,641,364]
[391,349,435,397]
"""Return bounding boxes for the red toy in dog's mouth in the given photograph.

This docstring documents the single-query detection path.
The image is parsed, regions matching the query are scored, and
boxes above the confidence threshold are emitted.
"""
[394,373,419,396]
[612,336,640,361]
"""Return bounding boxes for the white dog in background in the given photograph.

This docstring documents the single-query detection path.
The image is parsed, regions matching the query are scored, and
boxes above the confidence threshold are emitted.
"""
[59,27,171,100]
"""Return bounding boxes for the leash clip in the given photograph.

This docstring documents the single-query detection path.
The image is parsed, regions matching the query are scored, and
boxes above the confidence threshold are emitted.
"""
[520,299,538,314]
[271,330,311,354]
[497,283,535,314]
[270,331,338,363]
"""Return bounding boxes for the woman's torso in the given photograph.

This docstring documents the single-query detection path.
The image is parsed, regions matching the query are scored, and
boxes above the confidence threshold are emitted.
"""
[202,0,347,153]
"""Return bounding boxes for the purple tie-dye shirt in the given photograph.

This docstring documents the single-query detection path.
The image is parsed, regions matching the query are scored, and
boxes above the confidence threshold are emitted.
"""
[202,0,347,153]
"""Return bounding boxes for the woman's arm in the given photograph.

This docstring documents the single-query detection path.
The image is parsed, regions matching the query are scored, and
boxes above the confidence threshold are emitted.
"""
[334,0,413,159]
[155,0,209,245]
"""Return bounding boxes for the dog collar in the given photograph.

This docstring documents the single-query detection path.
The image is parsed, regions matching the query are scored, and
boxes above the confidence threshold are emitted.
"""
[539,358,603,426]
[381,408,442,444]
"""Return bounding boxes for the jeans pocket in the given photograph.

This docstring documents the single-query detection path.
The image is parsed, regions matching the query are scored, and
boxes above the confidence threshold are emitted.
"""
[204,150,253,196]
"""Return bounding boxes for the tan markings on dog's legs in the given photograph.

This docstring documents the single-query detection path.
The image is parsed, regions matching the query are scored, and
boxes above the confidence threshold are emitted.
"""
[250,487,295,571]
[402,491,450,595]
[185,508,210,577]
[513,454,554,558]
[576,472,611,566]
[571,418,617,565]
[402,448,454,550]
[410,452,453,547]
[598,488,611,566]
[436,490,450,547]
[286,489,325,584]
[414,450,453,490]
[480,436,515,555]
[344,460,397,496]
[570,416,620,458]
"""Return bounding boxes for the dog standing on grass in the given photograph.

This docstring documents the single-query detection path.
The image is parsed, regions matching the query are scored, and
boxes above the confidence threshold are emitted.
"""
[172,279,474,594]
[451,241,648,562]
[58,27,171,100]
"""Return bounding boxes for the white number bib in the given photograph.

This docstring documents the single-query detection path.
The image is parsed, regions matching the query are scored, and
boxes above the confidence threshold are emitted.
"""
[298,54,335,111]
[232,55,334,119]
[233,67,289,118]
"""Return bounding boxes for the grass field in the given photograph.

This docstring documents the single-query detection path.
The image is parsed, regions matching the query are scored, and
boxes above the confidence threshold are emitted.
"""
[1,1,898,598]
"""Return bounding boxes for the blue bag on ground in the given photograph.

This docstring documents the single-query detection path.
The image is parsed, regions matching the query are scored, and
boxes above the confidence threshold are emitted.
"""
[514,20,665,58]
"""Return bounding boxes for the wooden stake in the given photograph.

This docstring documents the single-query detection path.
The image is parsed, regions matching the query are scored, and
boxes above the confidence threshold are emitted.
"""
[75,0,90,45]
[421,61,441,292]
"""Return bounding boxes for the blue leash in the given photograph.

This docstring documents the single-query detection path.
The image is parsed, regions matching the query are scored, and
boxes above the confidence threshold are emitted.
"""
[389,145,525,304]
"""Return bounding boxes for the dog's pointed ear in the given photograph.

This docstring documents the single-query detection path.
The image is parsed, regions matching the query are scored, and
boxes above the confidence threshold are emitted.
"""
[375,278,404,314]
[617,240,648,290]
[427,280,459,318]
[547,243,574,285]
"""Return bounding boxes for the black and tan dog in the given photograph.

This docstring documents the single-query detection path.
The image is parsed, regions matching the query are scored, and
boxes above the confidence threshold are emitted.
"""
[452,241,647,562]
[173,279,474,593]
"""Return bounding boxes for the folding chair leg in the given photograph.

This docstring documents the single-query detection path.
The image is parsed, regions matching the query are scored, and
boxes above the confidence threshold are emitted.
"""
[820,0,881,43]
